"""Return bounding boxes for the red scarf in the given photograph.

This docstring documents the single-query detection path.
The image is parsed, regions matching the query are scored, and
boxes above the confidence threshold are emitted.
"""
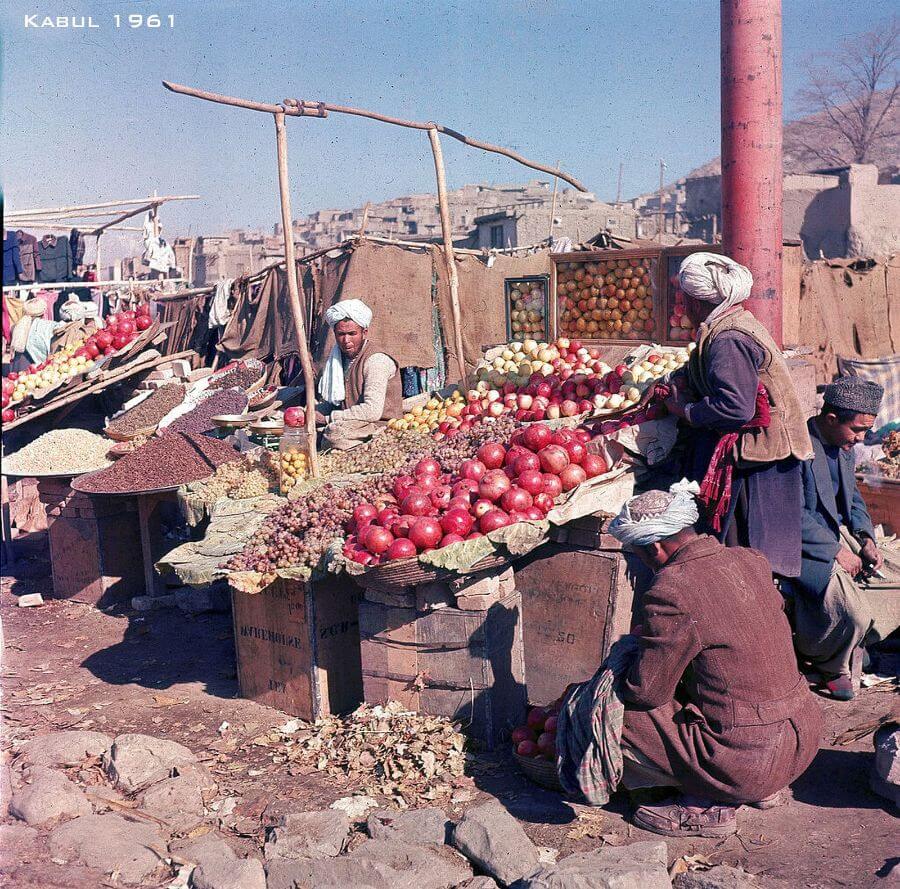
[697,383,771,531]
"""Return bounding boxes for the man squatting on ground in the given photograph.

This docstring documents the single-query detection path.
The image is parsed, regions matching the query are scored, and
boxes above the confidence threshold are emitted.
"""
[607,482,823,838]
[316,299,403,450]
[785,377,900,700]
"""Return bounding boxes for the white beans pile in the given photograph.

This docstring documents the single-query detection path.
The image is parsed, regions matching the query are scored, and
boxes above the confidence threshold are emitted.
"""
[5,430,113,477]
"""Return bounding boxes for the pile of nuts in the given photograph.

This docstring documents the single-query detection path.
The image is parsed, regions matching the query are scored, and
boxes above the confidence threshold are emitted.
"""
[190,450,279,501]
[556,256,655,340]
[5,429,112,476]
[106,383,186,437]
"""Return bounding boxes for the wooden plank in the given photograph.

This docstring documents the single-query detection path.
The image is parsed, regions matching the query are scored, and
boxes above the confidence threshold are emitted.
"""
[856,478,899,536]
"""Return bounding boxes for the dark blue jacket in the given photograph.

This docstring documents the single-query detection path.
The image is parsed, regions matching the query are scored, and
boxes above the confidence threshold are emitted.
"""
[3,231,24,284]
[797,418,875,598]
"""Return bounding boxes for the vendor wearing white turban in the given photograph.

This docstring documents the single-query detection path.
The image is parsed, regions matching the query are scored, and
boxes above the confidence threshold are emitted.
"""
[606,482,822,840]
[317,298,402,450]
[660,252,812,579]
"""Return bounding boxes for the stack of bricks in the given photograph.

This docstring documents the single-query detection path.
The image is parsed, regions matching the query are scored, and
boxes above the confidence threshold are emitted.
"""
[37,478,144,607]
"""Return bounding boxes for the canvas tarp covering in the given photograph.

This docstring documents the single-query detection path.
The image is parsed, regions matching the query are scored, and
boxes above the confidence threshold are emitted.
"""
[218,265,298,363]
[433,247,551,377]
[310,240,437,369]
[790,256,900,384]
[155,291,213,358]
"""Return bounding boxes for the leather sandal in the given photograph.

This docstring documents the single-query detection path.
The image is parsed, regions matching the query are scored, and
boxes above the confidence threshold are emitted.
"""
[632,795,738,838]
[823,674,855,701]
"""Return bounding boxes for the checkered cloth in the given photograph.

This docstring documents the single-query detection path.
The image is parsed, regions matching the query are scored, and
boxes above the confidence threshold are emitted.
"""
[555,635,639,806]
[836,355,900,435]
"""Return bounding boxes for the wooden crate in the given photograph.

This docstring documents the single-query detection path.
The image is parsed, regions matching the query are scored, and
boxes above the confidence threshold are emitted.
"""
[358,592,527,750]
[856,477,899,536]
[231,576,363,720]
[513,544,651,706]
[38,478,143,607]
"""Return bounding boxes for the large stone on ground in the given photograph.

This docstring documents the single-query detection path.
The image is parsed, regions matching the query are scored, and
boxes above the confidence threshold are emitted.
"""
[451,800,539,886]
[0,823,40,851]
[171,834,237,867]
[9,767,92,827]
[264,808,350,860]
[0,762,12,816]
[871,724,900,807]
[519,840,670,889]
[367,807,450,845]
[48,813,167,883]
[459,878,500,888]
[20,730,112,768]
[266,838,472,889]
[191,856,266,889]
[674,865,774,888]
[102,733,197,791]
[140,773,206,827]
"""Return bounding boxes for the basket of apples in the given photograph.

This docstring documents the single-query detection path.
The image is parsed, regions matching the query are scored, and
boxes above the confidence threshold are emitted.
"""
[511,699,565,790]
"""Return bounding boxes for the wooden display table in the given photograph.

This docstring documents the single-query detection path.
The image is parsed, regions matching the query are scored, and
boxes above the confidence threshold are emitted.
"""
[856,475,899,536]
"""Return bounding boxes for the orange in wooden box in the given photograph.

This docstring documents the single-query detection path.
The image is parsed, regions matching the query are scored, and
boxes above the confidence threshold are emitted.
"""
[230,576,363,720]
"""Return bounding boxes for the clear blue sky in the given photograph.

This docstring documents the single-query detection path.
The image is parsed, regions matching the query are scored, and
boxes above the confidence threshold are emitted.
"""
[2,0,895,243]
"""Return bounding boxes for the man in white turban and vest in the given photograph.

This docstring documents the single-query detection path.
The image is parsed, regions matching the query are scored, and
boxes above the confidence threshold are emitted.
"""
[607,483,822,838]
[317,298,403,450]
[660,253,813,580]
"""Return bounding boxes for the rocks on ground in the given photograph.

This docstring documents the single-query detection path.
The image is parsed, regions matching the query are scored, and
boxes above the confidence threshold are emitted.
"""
[139,773,207,828]
[267,837,472,889]
[367,806,450,845]
[870,723,900,808]
[264,808,351,860]
[451,800,540,886]
[191,855,266,889]
[9,766,92,827]
[18,730,112,768]
[102,732,199,792]
[48,812,168,883]
[518,840,670,889]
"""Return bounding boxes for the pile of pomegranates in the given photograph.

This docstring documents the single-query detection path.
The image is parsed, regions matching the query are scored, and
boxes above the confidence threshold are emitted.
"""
[512,698,567,762]
[342,422,609,565]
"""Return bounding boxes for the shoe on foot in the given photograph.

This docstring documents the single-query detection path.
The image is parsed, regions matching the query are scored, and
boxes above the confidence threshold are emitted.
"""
[744,789,789,810]
[632,795,738,838]
[823,674,855,701]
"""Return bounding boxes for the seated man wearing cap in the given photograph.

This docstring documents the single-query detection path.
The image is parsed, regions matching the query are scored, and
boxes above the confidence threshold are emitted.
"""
[609,483,822,838]
[785,378,900,701]
[317,299,403,450]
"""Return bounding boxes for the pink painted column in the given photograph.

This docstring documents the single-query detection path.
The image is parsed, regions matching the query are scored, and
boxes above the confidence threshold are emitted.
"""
[720,0,783,344]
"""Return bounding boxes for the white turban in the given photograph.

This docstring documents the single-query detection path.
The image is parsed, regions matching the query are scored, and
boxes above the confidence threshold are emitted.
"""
[678,252,753,325]
[319,299,373,404]
[608,479,700,547]
[324,299,372,330]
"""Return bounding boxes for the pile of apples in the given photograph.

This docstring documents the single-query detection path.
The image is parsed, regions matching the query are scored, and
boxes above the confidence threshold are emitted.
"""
[513,697,568,762]
[474,337,612,390]
[668,275,696,342]
[557,257,655,340]
[343,423,609,566]
[507,279,547,339]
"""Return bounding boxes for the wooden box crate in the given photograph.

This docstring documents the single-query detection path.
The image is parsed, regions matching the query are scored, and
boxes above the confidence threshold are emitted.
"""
[231,576,363,720]
[38,478,143,607]
[358,591,527,750]
[856,477,899,536]
[513,544,651,706]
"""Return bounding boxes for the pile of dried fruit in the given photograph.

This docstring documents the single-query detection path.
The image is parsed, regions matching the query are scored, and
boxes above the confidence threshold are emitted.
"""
[165,388,248,436]
[106,383,186,437]
[207,360,264,391]
[4,429,112,476]
[190,450,279,501]
[321,430,443,476]
[257,702,466,805]
[77,432,240,494]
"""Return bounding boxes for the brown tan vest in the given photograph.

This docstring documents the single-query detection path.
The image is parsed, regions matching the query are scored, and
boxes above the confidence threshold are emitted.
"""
[344,338,403,421]
[686,308,813,464]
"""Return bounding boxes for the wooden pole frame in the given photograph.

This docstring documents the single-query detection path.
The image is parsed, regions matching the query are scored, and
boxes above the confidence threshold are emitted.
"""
[274,111,320,475]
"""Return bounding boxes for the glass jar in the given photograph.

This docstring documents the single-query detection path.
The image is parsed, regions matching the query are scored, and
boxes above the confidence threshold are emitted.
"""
[278,430,310,494]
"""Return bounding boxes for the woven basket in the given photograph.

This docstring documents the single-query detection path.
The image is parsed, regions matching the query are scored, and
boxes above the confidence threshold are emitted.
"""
[104,422,158,443]
[513,751,562,790]
[355,551,511,591]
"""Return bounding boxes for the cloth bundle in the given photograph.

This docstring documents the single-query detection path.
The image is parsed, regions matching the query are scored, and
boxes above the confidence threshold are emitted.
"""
[556,635,639,805]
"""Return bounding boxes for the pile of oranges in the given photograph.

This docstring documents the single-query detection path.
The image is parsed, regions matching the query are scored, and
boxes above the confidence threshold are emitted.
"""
[556,257,655,340]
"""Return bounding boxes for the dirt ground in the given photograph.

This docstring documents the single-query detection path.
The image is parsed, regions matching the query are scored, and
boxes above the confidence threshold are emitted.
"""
[1,530,897,889]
